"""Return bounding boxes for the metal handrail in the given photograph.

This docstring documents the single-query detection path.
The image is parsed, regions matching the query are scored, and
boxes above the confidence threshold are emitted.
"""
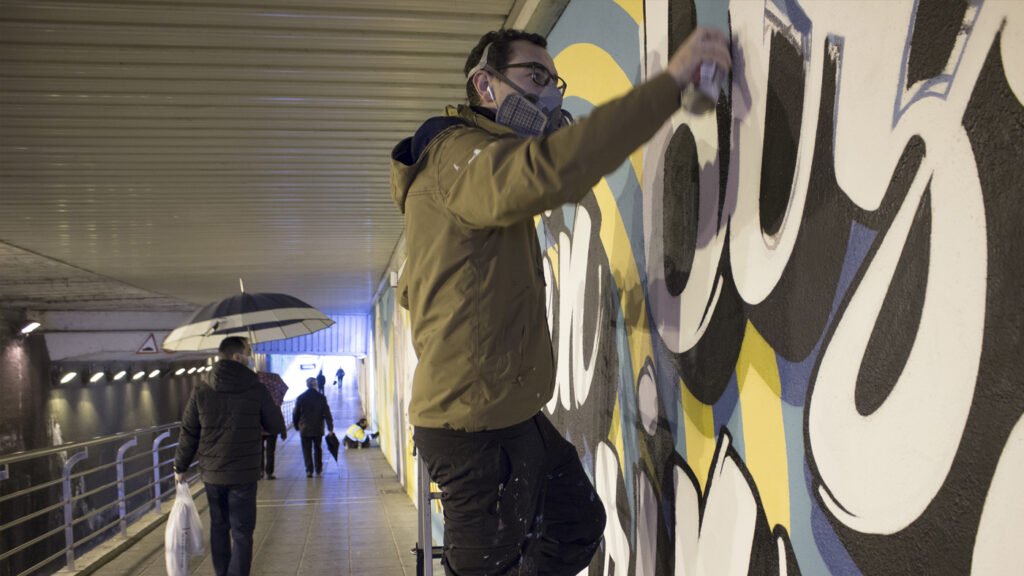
[282,399,295,429]
[0,421,195,575]
[0,422,179,466]
[0,500,65,534]
[21,548,66,576]
[0,525,66,563]
[0,477,64,506]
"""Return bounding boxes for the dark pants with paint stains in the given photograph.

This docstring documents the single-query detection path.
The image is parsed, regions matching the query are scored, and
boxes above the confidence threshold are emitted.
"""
[414,413,606,576]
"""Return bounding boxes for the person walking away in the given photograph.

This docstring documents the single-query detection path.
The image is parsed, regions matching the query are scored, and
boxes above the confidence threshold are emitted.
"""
[293,377,334,477]
[391,26,731,576]
[260,409,286,479]
[316,369,326,394]
[258,372,288,480]
[173,337,285,576]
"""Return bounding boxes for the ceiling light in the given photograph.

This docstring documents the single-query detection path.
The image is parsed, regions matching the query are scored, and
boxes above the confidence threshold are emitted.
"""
[174,368,185,375]
[148,369,161,378]
[60,372,78,384]
[132,371,145,380]
[187,367,197,375]
[113,370,127,381]
[20,322,41,335]
[89,372,105,383]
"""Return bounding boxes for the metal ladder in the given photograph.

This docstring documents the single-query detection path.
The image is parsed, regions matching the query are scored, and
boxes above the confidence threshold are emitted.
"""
[413,449,444,576]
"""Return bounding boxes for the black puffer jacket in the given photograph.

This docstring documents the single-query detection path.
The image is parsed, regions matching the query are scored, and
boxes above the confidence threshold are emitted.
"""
[174,360,285,485]
[292,389,333,437]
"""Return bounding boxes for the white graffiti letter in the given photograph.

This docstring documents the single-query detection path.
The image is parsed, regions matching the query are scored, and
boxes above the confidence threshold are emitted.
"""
[549,206,602,412]
[809,140,986,533]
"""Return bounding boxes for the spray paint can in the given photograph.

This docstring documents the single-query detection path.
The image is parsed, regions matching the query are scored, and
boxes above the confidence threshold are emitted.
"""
[681,61,725,115]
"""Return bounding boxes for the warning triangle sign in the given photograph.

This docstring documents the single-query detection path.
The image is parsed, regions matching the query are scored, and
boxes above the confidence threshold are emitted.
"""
[137,333,160,354]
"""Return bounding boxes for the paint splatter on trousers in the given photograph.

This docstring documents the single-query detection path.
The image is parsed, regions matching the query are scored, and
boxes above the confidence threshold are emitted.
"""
[415,412,606,576]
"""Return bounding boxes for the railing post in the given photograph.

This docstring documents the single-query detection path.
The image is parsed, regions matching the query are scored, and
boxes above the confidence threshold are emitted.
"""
[116,437,138,538]
[63,449,88,571]
[152,430,172,514]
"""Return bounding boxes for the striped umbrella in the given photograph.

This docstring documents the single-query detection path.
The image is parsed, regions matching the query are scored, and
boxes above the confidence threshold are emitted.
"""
[163,292,334,352]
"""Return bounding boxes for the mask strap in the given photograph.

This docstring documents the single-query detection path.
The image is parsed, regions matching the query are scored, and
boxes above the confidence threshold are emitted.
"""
[486,66,539,103]
[465,43,493,80]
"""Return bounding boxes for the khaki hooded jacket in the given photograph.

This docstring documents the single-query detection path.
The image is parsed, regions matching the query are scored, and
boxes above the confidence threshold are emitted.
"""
[390,73,681,431]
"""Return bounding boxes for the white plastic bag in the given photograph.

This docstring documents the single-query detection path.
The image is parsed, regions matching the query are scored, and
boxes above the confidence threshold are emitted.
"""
[165,482,204,576]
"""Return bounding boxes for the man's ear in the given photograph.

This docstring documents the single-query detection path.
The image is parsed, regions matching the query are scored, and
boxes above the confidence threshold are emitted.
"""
[472,71,493,103]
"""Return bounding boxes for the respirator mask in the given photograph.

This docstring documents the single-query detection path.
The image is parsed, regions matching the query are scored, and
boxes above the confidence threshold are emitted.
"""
[467,43,573,138]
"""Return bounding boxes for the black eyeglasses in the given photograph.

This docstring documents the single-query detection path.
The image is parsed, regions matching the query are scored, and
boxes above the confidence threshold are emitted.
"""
[498,62,567,95]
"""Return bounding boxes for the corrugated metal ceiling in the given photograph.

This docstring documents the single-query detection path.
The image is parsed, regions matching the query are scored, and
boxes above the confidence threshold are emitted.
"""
[0,0,548,315]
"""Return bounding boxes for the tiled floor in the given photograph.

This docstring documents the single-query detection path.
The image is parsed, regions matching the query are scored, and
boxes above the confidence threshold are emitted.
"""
[96,380,424,576]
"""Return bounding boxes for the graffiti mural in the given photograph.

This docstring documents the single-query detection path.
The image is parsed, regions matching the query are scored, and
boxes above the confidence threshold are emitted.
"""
[370,0,1024,573]
[370,283,418,501]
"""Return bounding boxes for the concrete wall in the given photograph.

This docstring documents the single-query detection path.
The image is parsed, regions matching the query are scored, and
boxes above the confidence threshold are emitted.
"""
[370,0,1024,573]
[0,309,53,457]
[0,309,204,574]
[0,309,64,575]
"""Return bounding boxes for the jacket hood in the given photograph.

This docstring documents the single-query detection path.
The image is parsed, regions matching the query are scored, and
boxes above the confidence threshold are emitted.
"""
[210,359,259,393]
[391,105,513,213]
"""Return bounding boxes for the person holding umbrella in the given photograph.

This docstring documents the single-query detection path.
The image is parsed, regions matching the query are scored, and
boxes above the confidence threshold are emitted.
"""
[173,337,285,576]
[257,372,289,480]
[292,377,334,477]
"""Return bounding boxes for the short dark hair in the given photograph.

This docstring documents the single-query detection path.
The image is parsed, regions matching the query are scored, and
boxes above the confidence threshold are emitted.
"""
[464,29,548,105]
[357,418,368,428]
[218,336,249,357]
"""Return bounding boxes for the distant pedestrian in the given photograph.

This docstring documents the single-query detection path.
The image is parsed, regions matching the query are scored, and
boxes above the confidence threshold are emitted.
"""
[292,377,333,477]
[260,416,286,480]
[257,372,289,480]
[335,367,345,387]
[174,337,285,576]
[316,369,326,394]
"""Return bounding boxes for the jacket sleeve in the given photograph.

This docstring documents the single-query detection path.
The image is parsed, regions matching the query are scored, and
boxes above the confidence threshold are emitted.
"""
[323,398,334,432]
[173,386,201,473]
[260,388,286,435]
[441,73,681,229]
[292,398,302,431]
